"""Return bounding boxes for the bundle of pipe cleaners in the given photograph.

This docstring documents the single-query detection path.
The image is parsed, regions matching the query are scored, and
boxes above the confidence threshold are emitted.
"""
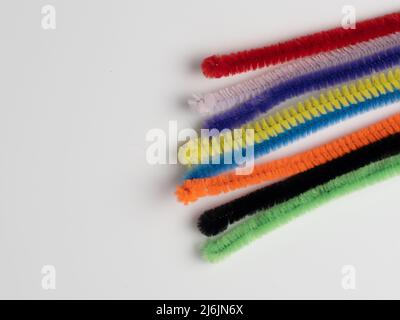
[178,11,400,262]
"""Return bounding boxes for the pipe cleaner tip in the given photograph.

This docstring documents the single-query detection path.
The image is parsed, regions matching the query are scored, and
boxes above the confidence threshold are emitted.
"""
[175,186,192,205]
[201,55,224,78]
[187,93,207,112]
[197,211,228,236]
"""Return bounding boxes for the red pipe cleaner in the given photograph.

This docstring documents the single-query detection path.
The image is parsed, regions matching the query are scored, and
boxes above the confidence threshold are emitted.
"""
[201,12,400,78]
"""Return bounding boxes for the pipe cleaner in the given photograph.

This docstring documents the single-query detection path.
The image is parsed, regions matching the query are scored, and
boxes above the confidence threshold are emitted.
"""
[190,33,400,114]
[202,154,400,262]
[176,112,400,204]
[182,69,400,179]
[198,133,400,236]
[201,12,400,78]
[203,45,400,131]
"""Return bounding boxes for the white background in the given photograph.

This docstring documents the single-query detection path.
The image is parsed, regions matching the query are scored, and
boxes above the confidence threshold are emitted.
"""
[1,0,400,299]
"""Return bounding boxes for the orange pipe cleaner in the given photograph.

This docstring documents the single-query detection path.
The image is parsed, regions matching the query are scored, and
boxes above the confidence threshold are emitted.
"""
[176,113,400,204]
